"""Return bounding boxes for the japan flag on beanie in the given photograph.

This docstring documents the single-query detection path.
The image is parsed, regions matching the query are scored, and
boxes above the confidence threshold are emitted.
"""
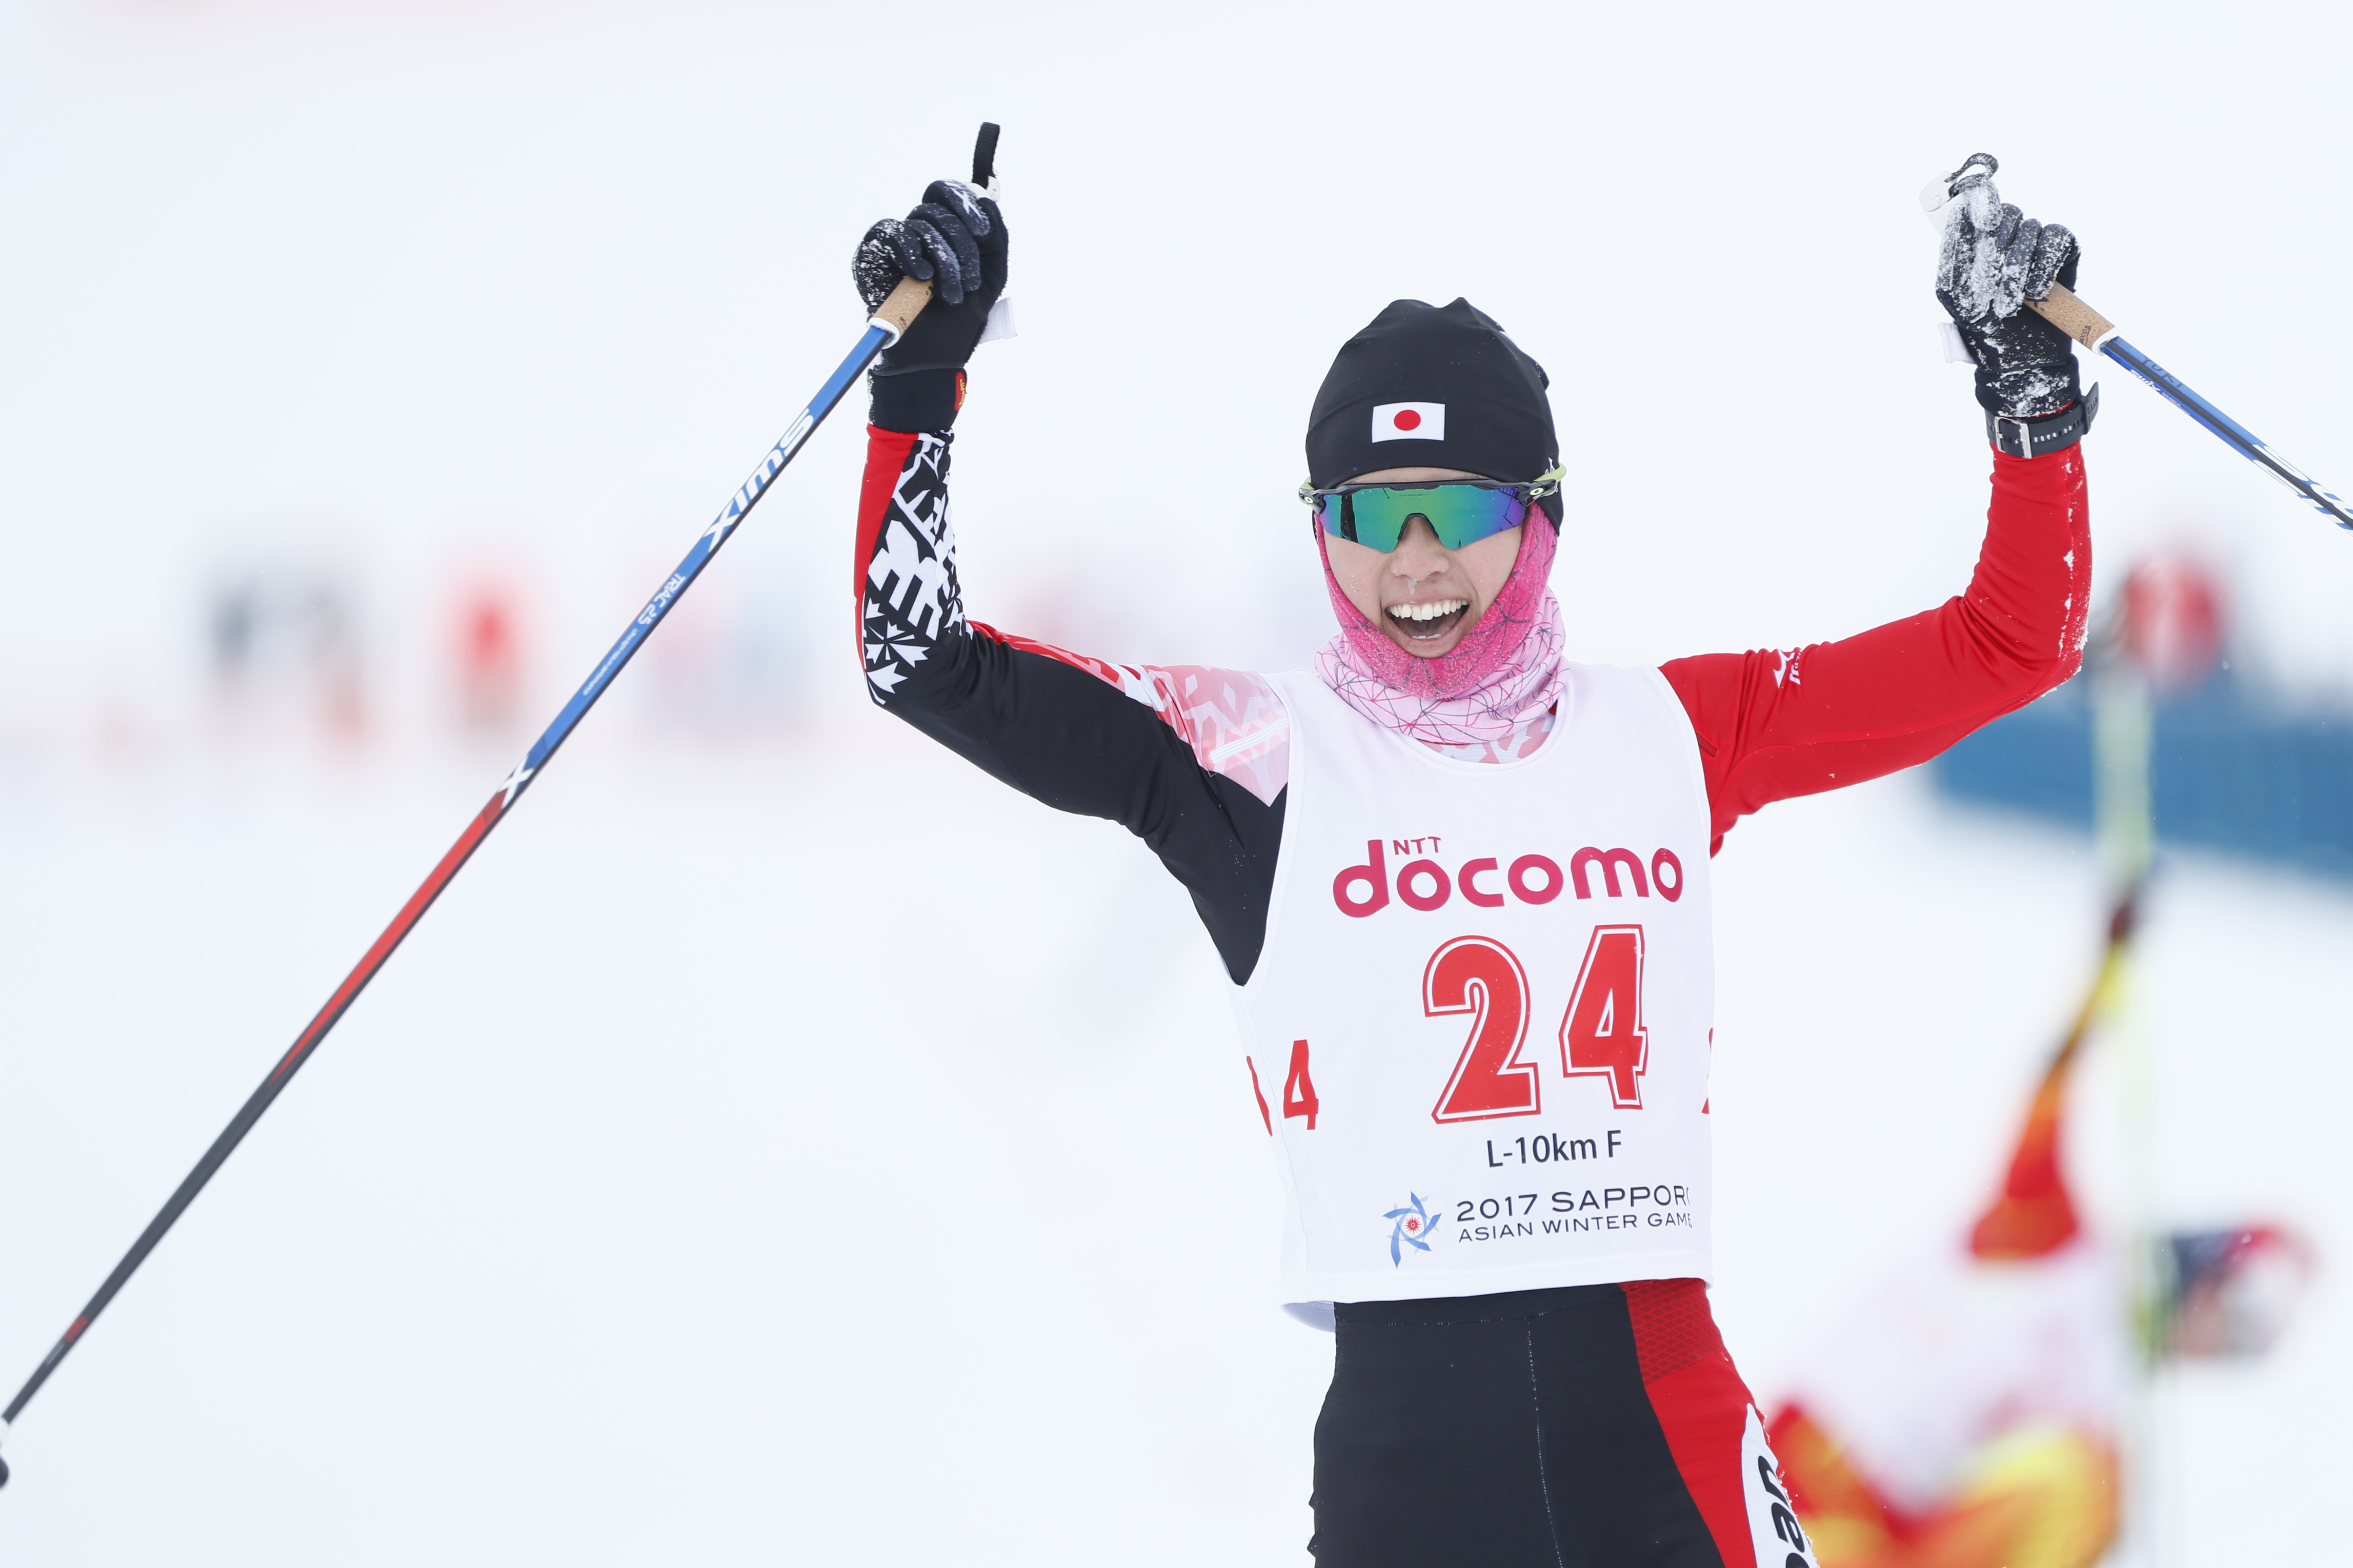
[1306,300,1553,487]
[1370,401,1445,443]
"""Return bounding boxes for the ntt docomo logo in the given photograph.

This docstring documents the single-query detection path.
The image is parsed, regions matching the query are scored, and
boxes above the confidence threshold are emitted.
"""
[1331,838,1684,919]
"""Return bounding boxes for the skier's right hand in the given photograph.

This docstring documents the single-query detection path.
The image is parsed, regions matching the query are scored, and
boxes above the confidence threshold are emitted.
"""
[854,179,1009,390]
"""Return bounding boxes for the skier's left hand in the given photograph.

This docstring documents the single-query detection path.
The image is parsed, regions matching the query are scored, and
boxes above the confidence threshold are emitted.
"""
[1935,174,2082,419]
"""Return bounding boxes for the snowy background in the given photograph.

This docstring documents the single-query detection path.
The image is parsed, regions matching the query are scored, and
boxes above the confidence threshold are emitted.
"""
[2,1,2348,1562]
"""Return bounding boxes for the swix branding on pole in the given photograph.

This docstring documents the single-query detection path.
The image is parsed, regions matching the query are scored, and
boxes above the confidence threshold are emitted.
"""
[0,120,999,1488]
[0,329,885,1478]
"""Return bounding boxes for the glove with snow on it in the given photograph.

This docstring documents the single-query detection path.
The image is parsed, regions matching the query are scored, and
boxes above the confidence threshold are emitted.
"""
[853,179,1009,429]
[1935,174,2082,419]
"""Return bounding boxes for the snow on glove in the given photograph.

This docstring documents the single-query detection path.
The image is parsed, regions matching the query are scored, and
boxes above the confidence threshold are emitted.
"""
[1935,173,2082,419]
[853,179,1009,379]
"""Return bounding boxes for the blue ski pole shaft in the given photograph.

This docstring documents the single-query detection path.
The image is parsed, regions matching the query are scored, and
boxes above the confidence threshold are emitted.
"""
[2030,282,2353,531]
[0,269,937,1481]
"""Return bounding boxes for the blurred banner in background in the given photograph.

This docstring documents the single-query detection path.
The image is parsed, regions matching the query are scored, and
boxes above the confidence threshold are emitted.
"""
[1936,556,2353,879]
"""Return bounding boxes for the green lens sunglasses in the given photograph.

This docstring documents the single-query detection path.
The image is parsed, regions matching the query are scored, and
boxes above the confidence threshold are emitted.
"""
[1299,469,1564,553]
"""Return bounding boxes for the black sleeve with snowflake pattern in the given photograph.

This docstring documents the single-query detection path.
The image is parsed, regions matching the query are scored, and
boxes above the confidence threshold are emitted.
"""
[854,424,1284,982]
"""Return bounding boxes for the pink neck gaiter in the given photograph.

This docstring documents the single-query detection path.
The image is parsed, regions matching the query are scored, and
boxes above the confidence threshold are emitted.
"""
[1312,517,1565,747]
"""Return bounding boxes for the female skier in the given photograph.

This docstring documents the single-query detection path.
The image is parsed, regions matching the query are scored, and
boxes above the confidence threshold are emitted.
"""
[847,168,2091,1567]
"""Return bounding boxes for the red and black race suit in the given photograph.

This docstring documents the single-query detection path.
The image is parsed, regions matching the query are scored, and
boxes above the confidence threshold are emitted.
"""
[855,420,2089,985]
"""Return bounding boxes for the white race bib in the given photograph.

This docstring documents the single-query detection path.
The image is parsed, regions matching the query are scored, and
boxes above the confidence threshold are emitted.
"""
[1233,666,1716,1326]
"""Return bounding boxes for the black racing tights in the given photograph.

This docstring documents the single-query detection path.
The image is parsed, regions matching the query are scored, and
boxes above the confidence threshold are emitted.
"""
[1310,1281,1814,1568]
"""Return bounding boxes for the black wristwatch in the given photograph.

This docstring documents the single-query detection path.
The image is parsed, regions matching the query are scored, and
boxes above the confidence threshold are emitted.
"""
[1986,383,2099,458]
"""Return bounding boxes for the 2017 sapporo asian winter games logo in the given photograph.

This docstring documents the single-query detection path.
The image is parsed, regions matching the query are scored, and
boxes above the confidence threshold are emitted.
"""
[1385,1193,1438,1266]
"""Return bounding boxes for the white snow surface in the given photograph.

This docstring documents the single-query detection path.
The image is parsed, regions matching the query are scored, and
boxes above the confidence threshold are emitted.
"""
[5,742,2349,1565]
[3,2,2352,1564]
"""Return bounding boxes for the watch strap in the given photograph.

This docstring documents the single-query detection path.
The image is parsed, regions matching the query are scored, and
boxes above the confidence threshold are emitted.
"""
[1986,382,2100,458]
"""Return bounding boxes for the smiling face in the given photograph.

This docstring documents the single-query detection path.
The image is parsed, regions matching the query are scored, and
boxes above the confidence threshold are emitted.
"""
[1321,466,1527,659]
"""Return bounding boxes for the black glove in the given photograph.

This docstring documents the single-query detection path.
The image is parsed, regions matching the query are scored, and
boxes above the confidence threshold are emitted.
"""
[853,179,1008,430]
[1934,170,2081,419]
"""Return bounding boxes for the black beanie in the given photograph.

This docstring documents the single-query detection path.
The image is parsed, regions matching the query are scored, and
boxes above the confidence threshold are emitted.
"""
[1304,298,1557,489]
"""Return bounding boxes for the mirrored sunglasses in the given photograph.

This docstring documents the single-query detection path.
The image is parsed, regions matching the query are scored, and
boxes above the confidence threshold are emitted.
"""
[1299,471,1563,553]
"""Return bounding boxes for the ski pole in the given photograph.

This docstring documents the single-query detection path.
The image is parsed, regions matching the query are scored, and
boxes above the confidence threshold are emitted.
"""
[2027,281,2353,531]
[1925,152,2353,533]
[0,122,997,1489]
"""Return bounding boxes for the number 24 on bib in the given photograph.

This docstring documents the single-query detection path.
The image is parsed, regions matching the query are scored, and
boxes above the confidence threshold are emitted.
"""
[1427,925,1649,1124]
[1250,924,1654,1134]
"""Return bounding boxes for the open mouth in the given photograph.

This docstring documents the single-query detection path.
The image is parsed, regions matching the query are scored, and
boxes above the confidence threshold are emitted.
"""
[1385,598,1471,642]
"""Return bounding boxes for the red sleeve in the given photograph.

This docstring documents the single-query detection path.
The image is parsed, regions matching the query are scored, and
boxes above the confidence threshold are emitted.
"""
[853,424,922,663]
[1661,445,2090,855]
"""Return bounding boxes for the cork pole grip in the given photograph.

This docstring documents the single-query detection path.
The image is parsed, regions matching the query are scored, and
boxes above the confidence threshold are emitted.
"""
[2028,282,2118,350]
[872,273,935,340]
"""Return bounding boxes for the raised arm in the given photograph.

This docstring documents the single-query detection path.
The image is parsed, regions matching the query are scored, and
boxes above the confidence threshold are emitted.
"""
[1664,172,2094,853]
[1663,444,2088,852]
[848,178,1290,981]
